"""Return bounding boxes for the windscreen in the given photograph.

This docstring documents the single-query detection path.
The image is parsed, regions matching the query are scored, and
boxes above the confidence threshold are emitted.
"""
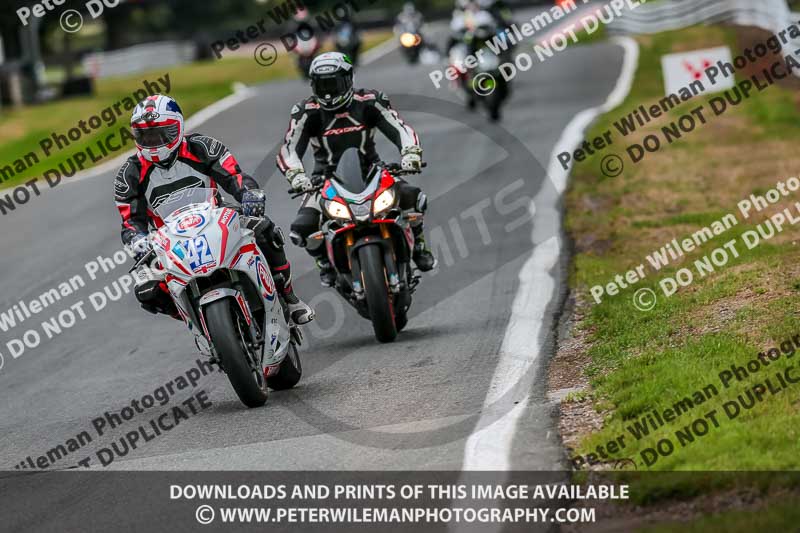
[153,187,217,221]
[334,148,369,193]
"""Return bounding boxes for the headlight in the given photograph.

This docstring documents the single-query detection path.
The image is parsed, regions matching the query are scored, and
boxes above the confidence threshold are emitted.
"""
[400,33,420,47]
[373,188,396,214]
[324,200,351,220]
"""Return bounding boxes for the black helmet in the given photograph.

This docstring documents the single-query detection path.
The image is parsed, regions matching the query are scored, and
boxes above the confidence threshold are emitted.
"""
[309,52,354,111]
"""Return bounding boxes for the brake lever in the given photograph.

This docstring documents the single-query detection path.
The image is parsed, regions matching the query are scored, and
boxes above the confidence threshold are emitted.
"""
[384,161,427,176]
[128,249,156,274]
[288,186,323,200]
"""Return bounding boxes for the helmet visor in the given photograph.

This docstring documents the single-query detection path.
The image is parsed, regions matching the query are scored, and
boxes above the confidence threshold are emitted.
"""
[312,75,350,100]
[133,123,180,149]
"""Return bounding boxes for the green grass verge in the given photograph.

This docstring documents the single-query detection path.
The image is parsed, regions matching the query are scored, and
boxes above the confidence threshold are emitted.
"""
[564,22,800,500]
[569,20,607,47]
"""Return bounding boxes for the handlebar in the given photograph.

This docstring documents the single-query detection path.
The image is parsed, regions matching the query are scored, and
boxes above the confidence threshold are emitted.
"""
[382,161,428,175]
[286,162,428,197]
[288,187,322,199]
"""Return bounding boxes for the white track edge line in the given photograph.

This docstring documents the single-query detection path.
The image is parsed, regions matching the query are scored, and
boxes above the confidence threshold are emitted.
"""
[460,36,640,472]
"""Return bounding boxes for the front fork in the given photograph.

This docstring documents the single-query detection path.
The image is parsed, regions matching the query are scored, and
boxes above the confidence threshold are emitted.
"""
[337,230,365,300]
[346,225,401,301]
[379,225,402,294]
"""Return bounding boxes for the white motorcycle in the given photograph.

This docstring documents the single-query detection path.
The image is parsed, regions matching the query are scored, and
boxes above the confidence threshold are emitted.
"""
[133,188,303,408]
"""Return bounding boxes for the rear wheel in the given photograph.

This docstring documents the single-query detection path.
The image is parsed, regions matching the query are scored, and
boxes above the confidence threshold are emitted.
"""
[359,245,398,343]
[267,342,302,390]
[488,94,502,122]
[205,300,268,408]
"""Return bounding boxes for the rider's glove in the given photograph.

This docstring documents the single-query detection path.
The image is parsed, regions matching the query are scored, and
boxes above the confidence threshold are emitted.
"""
[129,233,152,263]
[290,171,315,193]
[401,145,423,173]
[242,189,267,218]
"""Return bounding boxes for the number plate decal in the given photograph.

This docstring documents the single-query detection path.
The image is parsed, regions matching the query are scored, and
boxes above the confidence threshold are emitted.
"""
[179,236,216,273]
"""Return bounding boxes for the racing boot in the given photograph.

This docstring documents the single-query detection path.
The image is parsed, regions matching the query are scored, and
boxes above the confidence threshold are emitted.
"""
[412,231,437,272]
[316,258,337,287]
[284,290,315,325]
[274,272,315,325]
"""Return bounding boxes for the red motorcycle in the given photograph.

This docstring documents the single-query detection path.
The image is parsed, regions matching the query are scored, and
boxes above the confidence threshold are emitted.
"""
[292,150,426,342]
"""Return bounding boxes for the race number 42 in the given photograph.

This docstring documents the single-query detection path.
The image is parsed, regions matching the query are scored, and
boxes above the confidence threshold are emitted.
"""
[183,236,214,271]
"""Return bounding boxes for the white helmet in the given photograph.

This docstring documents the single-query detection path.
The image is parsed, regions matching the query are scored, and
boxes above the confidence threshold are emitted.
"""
[309,52,355,111]
[130,94,184,166]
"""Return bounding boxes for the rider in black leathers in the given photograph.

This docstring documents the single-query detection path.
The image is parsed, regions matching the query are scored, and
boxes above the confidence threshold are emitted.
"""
[277,52,436,287]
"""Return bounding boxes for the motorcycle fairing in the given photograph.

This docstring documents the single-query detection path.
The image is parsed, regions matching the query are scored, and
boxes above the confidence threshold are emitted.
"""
[155,204,291,367]
[327,168,394,204]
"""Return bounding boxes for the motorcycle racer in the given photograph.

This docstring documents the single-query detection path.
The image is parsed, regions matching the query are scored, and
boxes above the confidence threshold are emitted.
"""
[396,2,423,29]
[114,94,314,325]
[277,52,436,287]
[477,0,514,28]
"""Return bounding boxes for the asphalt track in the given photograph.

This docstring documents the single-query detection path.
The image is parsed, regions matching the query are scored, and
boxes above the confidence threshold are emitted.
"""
[0,8,625,474]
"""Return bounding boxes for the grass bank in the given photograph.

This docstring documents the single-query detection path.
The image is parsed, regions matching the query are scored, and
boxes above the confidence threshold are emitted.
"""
[559,22,800,510]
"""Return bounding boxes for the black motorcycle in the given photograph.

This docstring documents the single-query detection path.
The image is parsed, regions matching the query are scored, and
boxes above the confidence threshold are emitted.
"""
[472,43,510,122]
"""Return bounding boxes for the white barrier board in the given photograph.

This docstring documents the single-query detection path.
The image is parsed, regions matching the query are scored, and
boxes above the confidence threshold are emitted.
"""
[661,46,735,95]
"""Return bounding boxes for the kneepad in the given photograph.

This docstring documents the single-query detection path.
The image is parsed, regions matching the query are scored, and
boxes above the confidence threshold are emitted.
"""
[290,207,322,247]
[247,216,286,250]
[416,192,428,213]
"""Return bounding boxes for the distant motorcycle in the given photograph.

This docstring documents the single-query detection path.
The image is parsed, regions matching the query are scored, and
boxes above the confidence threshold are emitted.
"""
[295,35,321,79]
[335,23,362,66]
[448,42,474,105]
[397,21,424,64]
[291,150,425,343]
[448,40,509,122]
[397,20,439,65]
[472,44,509,122]
[134,188,305,408]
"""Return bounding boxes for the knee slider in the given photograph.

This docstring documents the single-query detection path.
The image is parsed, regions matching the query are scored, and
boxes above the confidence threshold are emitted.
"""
[416,193,428,213]
[271,225,285,248]
[289,230,306,247]
[135,280,171,313]
[134,280,160,305]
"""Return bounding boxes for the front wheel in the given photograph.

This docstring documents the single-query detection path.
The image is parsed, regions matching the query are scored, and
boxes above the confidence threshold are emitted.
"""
[395,308,409,332]
[487,78,507,122]
[359,245,398,343]
[267,342,302,390]
[205,300,268,408]
[487,91,502,122]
